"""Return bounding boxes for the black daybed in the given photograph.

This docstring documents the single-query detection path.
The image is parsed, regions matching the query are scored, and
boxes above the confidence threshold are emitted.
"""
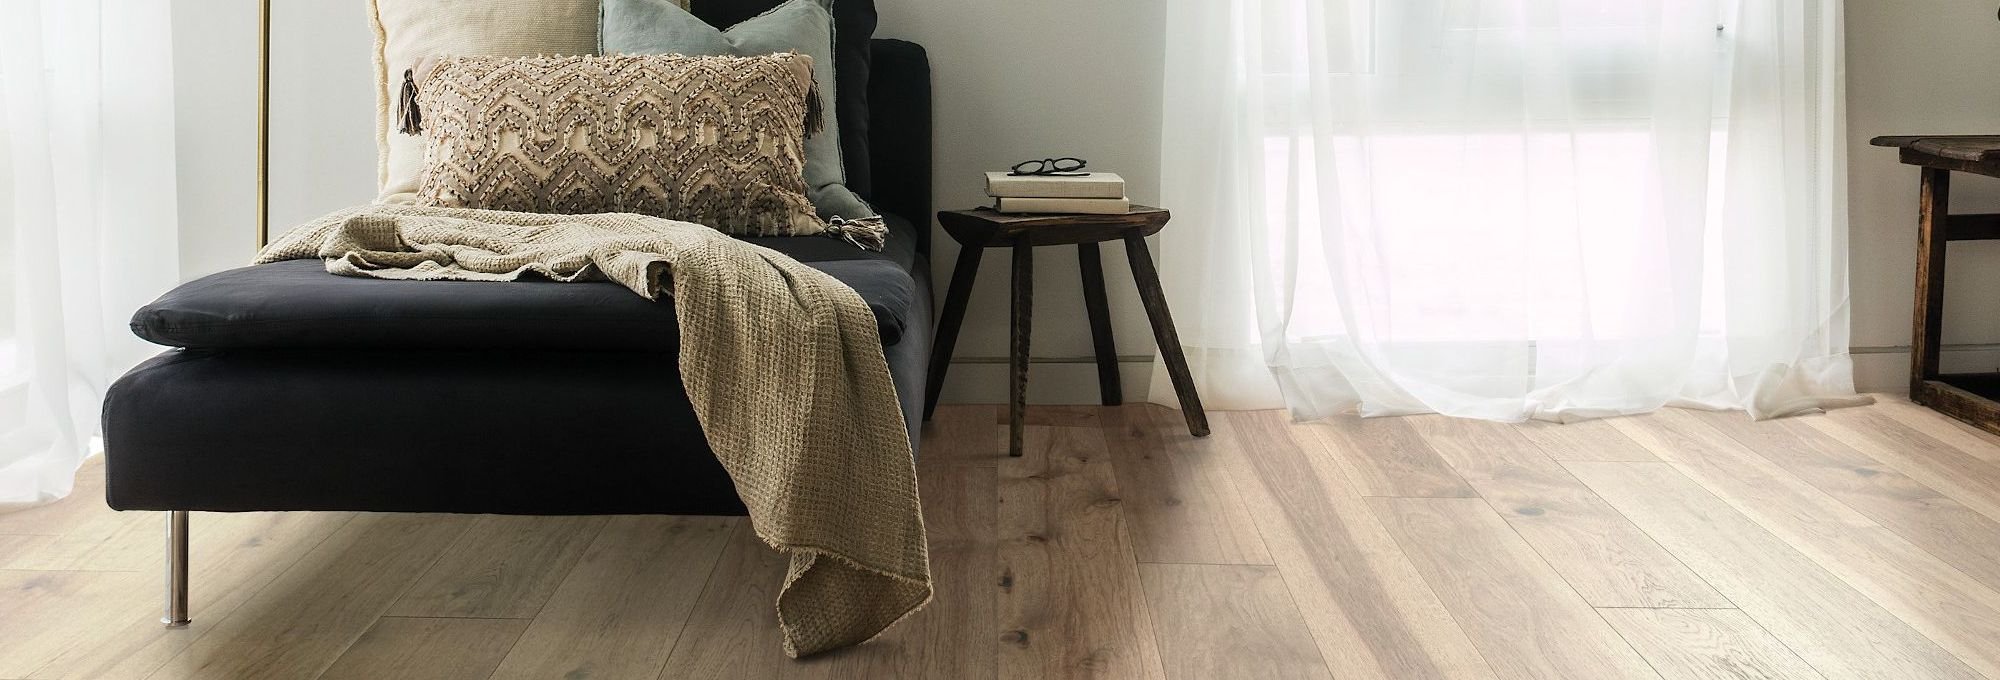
[101,37,932,625]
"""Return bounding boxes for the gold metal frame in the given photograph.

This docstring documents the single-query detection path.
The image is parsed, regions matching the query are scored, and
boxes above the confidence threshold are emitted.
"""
[256,0,270,248]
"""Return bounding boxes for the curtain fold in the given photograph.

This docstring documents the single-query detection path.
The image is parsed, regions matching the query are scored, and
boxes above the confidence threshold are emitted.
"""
[1,0,180,505]
[1154,0,1865,422]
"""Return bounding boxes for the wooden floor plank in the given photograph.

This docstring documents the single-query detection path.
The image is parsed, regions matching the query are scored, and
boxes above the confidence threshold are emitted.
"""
[28,511,358,680]
[925,404,1004,467]
[1099,405,1270,565]
[998,424,1166,680]
[1221,411,1497,680]
[1369,497,1660,680]
[1693,409,2000,595]
[1407,415,1729,608]
[1598,608,1821,680]
[1871,395,2000,464]
[1307,416,1478,498]
[1614,410,2000,679]
[1809,407,2000,524]
[487,515,733,680]
[652,520,791,680]
[0,461,108,537]
[1567,461,1981,680]
[317,617,527,680]
[384,514,607,619]
[1138,563,1331,680]
[145,513,473,680]
[1513,418,1659,462]
[0,569,154,678]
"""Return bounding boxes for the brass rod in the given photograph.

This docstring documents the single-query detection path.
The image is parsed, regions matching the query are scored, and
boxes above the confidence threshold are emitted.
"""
[255,0,270,248]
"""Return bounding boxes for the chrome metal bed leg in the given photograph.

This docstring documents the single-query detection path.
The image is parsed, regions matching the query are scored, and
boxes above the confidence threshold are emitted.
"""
[163,510,190,627]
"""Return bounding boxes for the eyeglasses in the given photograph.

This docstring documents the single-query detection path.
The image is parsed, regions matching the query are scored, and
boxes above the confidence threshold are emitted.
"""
[1010,157,1089,176]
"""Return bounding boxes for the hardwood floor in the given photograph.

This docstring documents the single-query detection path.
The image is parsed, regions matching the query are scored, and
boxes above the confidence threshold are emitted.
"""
[13,396,2000,678]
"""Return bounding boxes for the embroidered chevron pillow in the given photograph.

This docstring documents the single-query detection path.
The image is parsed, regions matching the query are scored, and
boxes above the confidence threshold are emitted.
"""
[403,53,835,239]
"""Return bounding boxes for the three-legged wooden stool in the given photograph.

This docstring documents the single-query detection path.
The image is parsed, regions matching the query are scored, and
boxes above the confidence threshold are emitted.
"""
[924,206,1209,457]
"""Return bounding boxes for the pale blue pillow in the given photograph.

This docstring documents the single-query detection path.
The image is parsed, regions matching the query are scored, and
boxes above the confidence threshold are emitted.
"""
[601,0,874,220]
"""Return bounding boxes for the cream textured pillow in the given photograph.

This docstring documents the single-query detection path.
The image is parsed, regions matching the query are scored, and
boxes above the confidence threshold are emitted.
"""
[369,0,602,203]
[407,54,831,238]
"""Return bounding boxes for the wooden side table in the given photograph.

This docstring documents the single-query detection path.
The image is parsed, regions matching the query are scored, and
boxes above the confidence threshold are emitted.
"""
[1874,135,2000,434]
[924,206,1209,456]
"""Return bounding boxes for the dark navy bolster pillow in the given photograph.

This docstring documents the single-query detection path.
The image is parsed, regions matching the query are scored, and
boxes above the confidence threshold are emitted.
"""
[691,0,876,199]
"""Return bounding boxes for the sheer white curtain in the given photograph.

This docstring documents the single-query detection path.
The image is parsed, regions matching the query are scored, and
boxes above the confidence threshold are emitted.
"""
[1,0,180,505]
[1154,0,1867,422]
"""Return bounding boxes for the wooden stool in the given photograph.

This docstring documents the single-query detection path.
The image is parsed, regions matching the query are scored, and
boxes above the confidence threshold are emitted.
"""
[1874,135,2000,434]
[924,206,1209,457]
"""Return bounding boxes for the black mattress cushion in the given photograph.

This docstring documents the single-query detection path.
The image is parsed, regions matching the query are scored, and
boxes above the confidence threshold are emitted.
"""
[691,0,875,198]
[102,264,934,515]
[133,213,921,352]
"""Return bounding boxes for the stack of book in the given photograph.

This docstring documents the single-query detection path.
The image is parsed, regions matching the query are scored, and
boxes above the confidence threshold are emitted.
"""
[985,171,1130,215]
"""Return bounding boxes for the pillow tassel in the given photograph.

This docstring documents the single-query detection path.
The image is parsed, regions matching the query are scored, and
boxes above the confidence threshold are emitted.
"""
[824,215,887,252]
[396,68,423,135]
[803,75,825,138]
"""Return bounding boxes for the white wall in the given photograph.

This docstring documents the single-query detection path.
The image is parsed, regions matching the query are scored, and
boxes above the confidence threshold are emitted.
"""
[169,0,1997,401]
[1846,0,2000,391]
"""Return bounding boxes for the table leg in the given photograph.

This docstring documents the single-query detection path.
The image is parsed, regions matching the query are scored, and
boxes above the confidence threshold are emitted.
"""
[1125,235,1209,437]
[1009,243,1034,457]
[924,243,984,421]
[1079,243,1123,406]
[1913,167,1950,400]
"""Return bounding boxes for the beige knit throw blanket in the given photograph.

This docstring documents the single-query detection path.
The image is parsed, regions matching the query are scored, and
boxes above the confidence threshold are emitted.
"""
[257,204,931,658]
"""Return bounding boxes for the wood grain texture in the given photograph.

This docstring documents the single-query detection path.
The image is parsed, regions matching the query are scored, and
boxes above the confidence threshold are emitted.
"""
[1407,415,1727,608]
[1913,166,1949,393]
[1139,564,1332,680]
[1079,242,1123,407]
[1598,608,1821,680]
[652,521,791,680]
[1512,418,1658,462]
[1009,242,1034,457]
[487,515,733,680]
[1567,461,1982,680]
[1100,405,1270,565]
[1368,497,1659,680]
[924,243,985,421]
[385,514,606,619]
[15,403,2000,678]
[1872,395,2000,464]
[318,617,527,680]
[1614,409,2000,678]
[1125,236,1208,438]
[146,513,473,680]
[26,511,357,680]
[998,424,1166,680]
[1693,409,2000,595]
[1809,407,2000,524]
[1308,417,1477,499]
[1221,411,1497,680]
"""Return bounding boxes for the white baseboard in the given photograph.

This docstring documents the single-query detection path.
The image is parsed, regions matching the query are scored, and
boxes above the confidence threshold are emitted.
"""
[1854,344,2000,393]
[936,358,1155,405]
[938,348,1984,404]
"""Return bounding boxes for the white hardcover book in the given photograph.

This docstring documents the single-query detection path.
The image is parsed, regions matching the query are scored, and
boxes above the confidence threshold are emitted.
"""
[985,172,1126,199]
[994,196,1132,215]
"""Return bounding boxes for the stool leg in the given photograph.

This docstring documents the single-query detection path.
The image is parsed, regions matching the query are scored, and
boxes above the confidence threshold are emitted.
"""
[163,510,190,627]
[1913,167,1950,400]
[1009,243,1033,457]
[1079,243,1123,406]
[1125,235,1209,437]
[925,244,985,420]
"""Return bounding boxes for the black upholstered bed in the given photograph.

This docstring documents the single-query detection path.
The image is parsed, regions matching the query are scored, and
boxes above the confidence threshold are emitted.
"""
[101,28,931,622]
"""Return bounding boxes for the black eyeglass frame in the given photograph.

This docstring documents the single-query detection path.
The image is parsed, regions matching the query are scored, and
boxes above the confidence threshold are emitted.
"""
[1009,157,1090,176]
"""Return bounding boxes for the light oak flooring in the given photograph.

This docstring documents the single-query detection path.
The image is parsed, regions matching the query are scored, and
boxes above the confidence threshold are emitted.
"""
[10,396,2000,678]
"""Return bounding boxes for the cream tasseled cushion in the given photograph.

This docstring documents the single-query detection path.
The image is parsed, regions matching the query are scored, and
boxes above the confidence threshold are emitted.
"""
[368,0,602,203]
